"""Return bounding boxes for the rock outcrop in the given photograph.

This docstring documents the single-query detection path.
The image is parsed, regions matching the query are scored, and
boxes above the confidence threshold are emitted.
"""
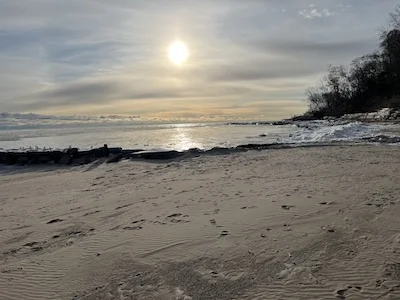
[0,145,122,166]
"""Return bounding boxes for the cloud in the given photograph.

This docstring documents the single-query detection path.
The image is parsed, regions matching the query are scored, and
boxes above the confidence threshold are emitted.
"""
[0,0,399,120]
[206,59,322,82]
[299,8,334,19]
[250,38,377,62]
[0,112,141,129]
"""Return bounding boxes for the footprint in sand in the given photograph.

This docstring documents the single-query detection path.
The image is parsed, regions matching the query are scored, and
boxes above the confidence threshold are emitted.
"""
[204,209,220,216]
[123,219,146,230]
[46,218,63,224]
[219,230,229,237]
[83,210,101,217]
[240,206,258,210]
[281,205,295,210]
[334,286,363,298]
[319,201,336,205]
[123,225,143,230]
[23,241,45,252]
[166,213,190,223]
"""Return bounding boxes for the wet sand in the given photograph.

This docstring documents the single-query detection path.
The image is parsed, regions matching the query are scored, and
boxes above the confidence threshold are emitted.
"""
[0,144,400,299]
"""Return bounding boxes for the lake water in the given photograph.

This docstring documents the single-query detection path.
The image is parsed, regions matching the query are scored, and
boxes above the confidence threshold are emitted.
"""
[0,121,398,151]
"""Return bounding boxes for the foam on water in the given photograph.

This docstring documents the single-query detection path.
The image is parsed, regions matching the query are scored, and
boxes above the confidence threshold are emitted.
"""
[287,122,385,143]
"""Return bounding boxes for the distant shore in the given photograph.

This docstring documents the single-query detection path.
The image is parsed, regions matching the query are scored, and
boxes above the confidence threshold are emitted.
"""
[290,107,400,122]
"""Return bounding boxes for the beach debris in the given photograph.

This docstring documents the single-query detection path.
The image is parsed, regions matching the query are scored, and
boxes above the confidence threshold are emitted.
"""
[319,201,328,205]
[46,218,63,224]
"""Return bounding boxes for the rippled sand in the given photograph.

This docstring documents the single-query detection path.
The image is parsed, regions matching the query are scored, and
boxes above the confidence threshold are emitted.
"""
[1,145,400,299]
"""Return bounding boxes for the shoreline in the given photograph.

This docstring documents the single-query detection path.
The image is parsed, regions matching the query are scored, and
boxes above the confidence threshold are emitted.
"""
[1,137,400,168]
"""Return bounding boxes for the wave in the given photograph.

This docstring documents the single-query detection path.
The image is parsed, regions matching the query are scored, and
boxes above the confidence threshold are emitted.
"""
[287,122,386,143]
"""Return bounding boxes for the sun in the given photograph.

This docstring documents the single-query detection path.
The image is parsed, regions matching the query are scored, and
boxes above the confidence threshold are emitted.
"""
[168,40,189,65]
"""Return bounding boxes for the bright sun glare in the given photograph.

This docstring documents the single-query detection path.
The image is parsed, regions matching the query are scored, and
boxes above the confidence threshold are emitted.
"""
[168,40,189,65]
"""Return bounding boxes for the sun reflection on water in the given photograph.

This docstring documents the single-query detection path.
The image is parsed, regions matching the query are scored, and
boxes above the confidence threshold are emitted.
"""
[170,127,202,151]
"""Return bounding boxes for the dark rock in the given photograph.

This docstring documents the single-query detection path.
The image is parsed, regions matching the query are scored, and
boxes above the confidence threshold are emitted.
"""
[0,153,6,164]
[71,155,93,165]
[103,144,109,157]
[205,147,233,155]
[58,154,72,165]
[38,155,52,164]
[5,153,17,165]
[291,115,319,121]
[50,151,63,163]
[108,147,123,154]
[134,150,184,160]
[106,153,125,163]
[65,147,79,155]
[187,148,204,154]
[16,155,29,165]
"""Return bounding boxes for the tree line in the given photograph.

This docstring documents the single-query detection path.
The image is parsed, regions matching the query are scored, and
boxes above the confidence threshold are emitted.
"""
[306,6,400,117]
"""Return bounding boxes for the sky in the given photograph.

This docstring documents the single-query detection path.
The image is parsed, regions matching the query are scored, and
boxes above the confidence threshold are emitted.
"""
[0,0,399,122]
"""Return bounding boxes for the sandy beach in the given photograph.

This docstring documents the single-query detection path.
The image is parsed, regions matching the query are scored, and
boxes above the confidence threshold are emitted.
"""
[1,144,400,300]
